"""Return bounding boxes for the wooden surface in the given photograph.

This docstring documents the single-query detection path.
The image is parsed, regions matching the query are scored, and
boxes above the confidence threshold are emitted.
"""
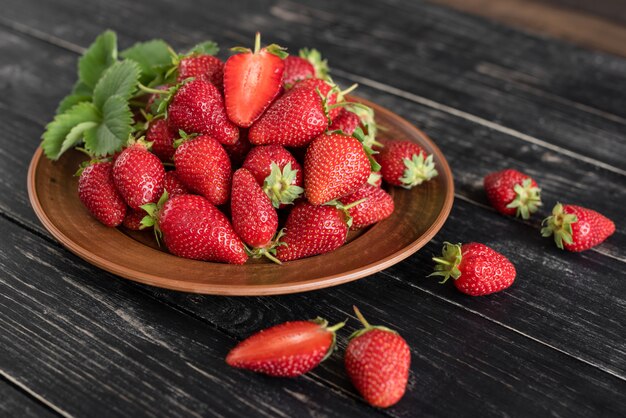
[0,0,624,416]
[430,0,626,57]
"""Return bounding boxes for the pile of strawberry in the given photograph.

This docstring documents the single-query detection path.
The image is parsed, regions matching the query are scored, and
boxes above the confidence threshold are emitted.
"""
[42,31,439,264]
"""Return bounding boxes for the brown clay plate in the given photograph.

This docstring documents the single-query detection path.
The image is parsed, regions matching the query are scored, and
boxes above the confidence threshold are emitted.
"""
[28,97,454,295]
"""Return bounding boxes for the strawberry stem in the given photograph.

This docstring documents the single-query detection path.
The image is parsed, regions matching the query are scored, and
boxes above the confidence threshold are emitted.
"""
[138,83,168,95]
[428,242,463,283]
[254,32,261,54]
[326,321,346,333]
[353,306,371,329]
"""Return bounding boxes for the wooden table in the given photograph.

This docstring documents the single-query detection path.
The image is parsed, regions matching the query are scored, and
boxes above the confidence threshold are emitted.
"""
[1,0,624,416]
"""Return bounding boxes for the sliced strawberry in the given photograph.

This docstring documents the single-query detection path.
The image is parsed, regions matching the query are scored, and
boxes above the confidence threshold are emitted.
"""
[224,33,287,128]
[226,318,344,377]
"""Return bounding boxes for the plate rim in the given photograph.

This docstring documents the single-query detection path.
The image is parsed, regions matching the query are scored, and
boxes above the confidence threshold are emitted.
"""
[27,97,454,295]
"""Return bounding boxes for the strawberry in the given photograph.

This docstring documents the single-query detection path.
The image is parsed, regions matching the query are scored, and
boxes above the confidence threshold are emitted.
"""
[142,193,247,264]
[242,145,304,208]
[541,203,615,252]
[78,161,127,227]
[226,318,344,377]
[178,54,224,91]
[222,130,252,167]
[304,132,371,205]
[345,306,410,408]
[329,108,360,135]
[122,209,145,230]
[282,48,329,88]
[167,79,239,145]
[224,33,286,128]
[484,169,542,219]
[339,183,394,229]
[113,143,165,210]
[368,172,383,188]
[248,80,342,147]
[377,140,437,188]
[145,118,176,161]
[231,168,281,262]
[430,242,516,296]
[163,170,189,197]
[174,135,231,206]
[276,201,350,261]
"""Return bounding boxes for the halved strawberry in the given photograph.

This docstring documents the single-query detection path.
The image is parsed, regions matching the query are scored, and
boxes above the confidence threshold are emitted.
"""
[224,33,287,128]
[226,318,344,377]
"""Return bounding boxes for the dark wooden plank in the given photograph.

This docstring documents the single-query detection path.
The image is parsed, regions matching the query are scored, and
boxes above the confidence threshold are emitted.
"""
[0,26,624,380]
[0,222,380,417]
[1,0,626,171]
[4,216,626,417]
[0,379,58,418]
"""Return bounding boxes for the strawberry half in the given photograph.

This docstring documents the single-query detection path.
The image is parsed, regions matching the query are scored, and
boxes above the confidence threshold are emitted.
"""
[113,143,165,210]
[541,203,615,252]
[430,242,516,296]
[174,134,232,206]
[377,140,437,188]
[345,306,410,408]
[226,318,345,377]
[484,169,542,219]
[224,32,287,128]
[78,161,127,227]
[304,132,371,205]
[142,193,247,264]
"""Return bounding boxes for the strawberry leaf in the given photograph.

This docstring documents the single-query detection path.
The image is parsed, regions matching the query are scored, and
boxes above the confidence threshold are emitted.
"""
[56,91,92,114]
[41,102,100,160]
[84,95,133,156]
[78,30,118,91]
[121,39,173,84]
[187,40,219,56]
[92,60,140,109]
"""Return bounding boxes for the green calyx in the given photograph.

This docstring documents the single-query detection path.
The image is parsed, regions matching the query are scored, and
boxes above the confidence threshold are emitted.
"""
[139,79,190,117]
[367,171,382,186]
[231,32,288,59]
[399,153,438,189]
[541,203,578,250]
[299,48,330,80]
[428,242,463,284]
[324,198,367,228]
[74,153,111,176]
[244,229,287,265]
[172,130,197,149]
[345,102,381,149]
[506,178,542,220]
[349,306,397,340]
[352,126,381,172]
[262,162,304,208]
[139,190,169,246]
[310,317,346,361]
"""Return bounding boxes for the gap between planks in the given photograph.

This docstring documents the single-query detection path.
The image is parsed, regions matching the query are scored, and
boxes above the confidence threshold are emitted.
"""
[0,16,625,178]
[0,370,70,418]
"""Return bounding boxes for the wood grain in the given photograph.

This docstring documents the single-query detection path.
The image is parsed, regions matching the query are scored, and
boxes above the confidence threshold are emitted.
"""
[0,378,58,418]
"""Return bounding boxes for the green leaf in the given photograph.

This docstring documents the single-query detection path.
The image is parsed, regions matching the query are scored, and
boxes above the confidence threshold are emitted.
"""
[92,60,140,109]
[41,102,100,160]
[57,93,92,114]
[60,121,99,155]
[187,40,219,56]
[121,39,173,84]
[78,30,118,90]
[84,95,132,156]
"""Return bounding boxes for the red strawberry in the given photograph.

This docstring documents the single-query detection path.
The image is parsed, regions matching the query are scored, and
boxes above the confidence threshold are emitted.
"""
[339,184,394,229]
[377,140,437,188]
[122,209,145,230]
[226,318,344,377]
[329,108,360,135]
[242,145,304,208]
[290,78,345,120]
[541,203,615,252]
[484,169,542,219]
[304,132,371,205]
[430,242,516,296]
[113,143,165,210]
[224,33,286,128]
[168,79,239,145]
[276,201,349,262]
[146,118,176,161]
[345,306,410,408]
[248,81,336,147]
[368,172,383,188]
[142,193,247,263]
[78,161,127,227]
[178,54,224,91]
[282,48,329,88]
[174,135,231,206]
[163,171,189,197]
[231,168,280,261]
[145,84,171,114]
[222,130,252,167]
